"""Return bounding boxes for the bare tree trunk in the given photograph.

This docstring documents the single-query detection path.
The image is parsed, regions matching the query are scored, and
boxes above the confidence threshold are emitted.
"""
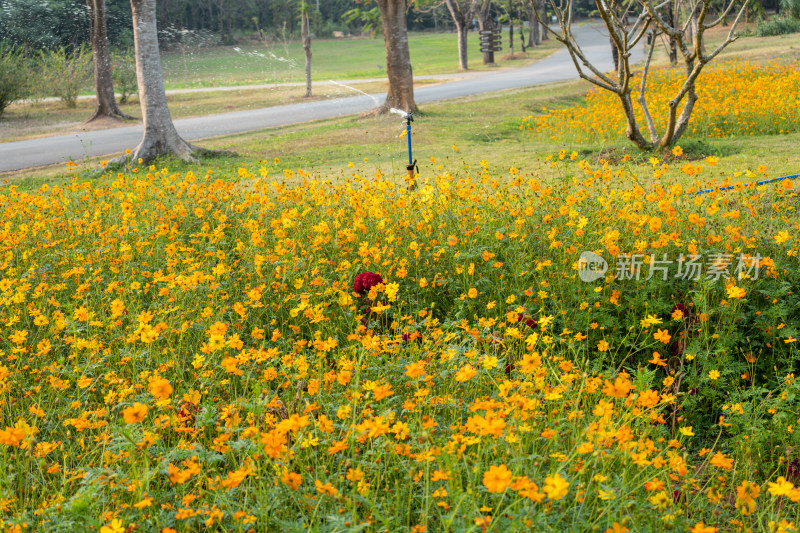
[526,2,537,46]
[302,9,312,97]
[611,35,619,70]
[376,0,416,113]
[86,0,134,122]
[126,0,215,163]
[618,92,649,149]
[537,0,548,40]
[509,11,515,55]
[457,23,469,69]
[445,0,478,70]
[538,0,748,150]
[692,10,706,54]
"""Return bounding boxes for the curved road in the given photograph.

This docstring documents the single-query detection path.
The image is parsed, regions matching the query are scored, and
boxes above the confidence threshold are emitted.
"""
[0,23,638,173]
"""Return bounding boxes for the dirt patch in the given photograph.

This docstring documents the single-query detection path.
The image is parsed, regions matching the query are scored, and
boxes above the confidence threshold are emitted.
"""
[77,116,140,131]
[593,143,723,166]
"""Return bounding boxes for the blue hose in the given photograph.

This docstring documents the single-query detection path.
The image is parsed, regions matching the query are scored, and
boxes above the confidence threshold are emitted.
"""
[682,173,799,196]
[407,122,413,166]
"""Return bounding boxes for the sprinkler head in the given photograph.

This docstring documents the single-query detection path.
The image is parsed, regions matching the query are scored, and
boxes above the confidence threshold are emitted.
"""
[389,108,413,122]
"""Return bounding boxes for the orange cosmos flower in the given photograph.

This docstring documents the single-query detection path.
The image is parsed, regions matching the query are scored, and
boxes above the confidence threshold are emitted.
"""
[405,360,426,379]
[708,451,733,471]
[281,471,302,490]
[122,403,148,424]
[149,377,173,400]
[483,464,513,493]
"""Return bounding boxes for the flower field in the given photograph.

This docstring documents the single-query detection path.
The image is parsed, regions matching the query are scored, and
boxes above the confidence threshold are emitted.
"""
[0,151,798,532]
[521,60,800,143]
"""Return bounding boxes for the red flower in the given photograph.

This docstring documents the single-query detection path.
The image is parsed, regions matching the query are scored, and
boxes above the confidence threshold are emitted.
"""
[353,272,383,296]
[178,402,199,427]
[517,314,538,329]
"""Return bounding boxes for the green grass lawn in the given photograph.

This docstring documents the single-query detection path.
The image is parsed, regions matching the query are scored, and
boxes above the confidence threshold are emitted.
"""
[160,31,560,89]
[7,73,799,193]
[4,29,799,188]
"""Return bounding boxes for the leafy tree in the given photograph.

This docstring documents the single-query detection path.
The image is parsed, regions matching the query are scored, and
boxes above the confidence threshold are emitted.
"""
[0,0,88,50]
[343,5,383,35]
[0,44,29,117]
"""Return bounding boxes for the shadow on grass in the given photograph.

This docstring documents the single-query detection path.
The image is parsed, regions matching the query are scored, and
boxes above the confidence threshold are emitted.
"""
[577,137,744,165]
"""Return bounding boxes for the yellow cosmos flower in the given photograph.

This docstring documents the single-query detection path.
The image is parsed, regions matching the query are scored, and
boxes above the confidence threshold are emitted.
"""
[543,473,569,500]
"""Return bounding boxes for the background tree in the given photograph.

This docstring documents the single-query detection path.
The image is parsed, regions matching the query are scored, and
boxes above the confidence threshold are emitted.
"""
[375,0,416,112]
[86,0,134,121]
[0,44,29,118]
[443,0,480,70]
[0,0,88,50]
[301,0,312,97]
[534,0,749,149]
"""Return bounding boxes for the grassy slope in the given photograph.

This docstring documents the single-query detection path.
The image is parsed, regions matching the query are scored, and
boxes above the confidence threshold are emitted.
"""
[3,30,800,189]
[0,31,558,143]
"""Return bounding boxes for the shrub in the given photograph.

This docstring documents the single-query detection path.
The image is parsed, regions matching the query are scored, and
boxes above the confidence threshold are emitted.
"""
[37,45,93,108]
[111,49,137,104]
[755,15,800,36]
[0,44,30,117]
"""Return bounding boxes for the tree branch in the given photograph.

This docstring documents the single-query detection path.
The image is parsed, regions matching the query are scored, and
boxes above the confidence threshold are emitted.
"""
[701,0,748,62]
[638,29,659,144]
[533,0,619,89]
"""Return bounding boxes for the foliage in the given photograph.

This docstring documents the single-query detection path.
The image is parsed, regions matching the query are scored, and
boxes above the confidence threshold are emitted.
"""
[343,5,384,36]
[782,0,800,19]
[0,0,86,50]
[0,0,131,51]
[0,44,30,117]
[522,60,800,143]
[36,46,94,108]
[110,49,138,104]
[0,143,799,529]
[756,15,800,35]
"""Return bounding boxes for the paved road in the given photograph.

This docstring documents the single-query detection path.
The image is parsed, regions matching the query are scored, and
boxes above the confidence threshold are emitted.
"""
[0,23,638,173]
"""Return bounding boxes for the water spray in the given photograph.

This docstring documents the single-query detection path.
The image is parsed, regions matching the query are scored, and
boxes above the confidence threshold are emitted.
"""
[391,108,417,190]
